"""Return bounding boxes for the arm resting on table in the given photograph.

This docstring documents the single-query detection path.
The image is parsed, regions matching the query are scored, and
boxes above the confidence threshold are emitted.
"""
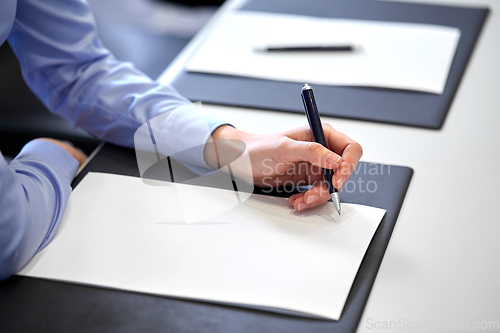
[0,141,78,280]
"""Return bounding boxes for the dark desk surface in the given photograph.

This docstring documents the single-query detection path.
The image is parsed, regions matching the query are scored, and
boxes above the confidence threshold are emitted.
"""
[0,143,412,333]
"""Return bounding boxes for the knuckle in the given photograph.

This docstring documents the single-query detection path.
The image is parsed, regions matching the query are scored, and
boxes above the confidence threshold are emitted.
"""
[305,142,321,153]
[352,141,363,156]
[322,122,333,130]
[276,137,289,150]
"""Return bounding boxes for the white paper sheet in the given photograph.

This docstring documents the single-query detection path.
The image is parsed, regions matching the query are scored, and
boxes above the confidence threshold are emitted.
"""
[18,173,386,320]
[186,11,461,94]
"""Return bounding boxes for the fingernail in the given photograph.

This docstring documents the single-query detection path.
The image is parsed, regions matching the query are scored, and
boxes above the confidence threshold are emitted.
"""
[326,154,341,165]
[297,203,308,211]
[306,195,319,204]
[336,178,344,189]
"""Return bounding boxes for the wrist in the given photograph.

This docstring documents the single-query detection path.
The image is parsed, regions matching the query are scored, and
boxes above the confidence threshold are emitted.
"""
[210,125,249,142]
[204,125,252,170]
[16,140,80,184]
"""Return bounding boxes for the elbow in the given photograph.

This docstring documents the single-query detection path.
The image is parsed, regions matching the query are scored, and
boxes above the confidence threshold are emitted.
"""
[0,219,28,281]
[0,198,30,281]
[0,262,17,281]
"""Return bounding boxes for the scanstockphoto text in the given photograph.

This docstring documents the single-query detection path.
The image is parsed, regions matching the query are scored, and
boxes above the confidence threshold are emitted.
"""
[365,317,500,331]
[259,160,391,194]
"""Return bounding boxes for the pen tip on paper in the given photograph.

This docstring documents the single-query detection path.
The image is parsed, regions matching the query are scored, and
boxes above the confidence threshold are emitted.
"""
[331,192,341,216]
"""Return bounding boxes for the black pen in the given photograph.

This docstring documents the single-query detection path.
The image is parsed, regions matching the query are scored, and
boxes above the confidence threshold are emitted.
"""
[255,45,354,53]
[301,84,341,215]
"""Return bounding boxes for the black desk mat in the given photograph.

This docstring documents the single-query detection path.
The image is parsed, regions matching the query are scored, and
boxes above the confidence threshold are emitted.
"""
[172,0,488,129]
[0,143,413,332]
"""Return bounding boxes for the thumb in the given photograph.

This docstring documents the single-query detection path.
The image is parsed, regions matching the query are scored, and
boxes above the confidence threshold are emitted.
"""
[280,139,341,169]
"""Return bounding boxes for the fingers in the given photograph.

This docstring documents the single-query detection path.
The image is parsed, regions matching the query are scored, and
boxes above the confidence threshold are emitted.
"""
[322,124,363,188]
[70,147,87,167]
[288,181,331,211]
[332,143,362,189]
[281,125,362,183]
[277,137,342,171]
[263,124,362,212]
[284,124,362,212]
[35,138,87,167]
[322,123,362,160]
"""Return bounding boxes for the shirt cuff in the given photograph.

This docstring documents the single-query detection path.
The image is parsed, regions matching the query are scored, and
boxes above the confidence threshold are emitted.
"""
[15,140,80,183]
[149,103,233,175]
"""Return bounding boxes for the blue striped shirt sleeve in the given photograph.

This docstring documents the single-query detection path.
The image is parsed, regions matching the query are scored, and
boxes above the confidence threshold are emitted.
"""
[0,141,78,280]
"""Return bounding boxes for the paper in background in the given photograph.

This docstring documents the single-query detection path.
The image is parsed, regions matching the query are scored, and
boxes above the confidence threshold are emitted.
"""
[186,11,461,94]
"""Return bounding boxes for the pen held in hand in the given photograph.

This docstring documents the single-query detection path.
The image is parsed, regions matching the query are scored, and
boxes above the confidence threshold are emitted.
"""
[301,83,341,215]
[255,45,355,53]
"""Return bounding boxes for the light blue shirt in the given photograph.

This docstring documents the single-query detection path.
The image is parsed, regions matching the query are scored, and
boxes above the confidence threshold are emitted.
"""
[0,0,226,280]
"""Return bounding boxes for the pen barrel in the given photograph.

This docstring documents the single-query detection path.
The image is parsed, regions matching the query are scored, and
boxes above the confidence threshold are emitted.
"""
[301,89,328,148]
[301,86,337,195]
[265,46,353,52]
[323,168,335,193]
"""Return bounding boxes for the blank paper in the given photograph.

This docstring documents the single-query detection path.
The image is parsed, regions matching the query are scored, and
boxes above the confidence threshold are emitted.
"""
[186,11,461,94]
[18,173,386,320]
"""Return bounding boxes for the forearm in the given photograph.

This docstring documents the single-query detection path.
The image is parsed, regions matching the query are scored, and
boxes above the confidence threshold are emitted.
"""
[9,0,228,172]
[0,141,78,280]
[9,0,189,148]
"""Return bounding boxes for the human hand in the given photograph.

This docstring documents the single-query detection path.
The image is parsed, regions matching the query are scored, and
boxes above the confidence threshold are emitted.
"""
[34,138,87,167]
[205,124,362,211]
